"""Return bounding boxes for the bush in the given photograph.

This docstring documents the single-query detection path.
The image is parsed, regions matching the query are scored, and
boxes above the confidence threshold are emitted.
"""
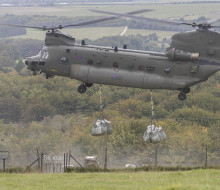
[4,167,24,173]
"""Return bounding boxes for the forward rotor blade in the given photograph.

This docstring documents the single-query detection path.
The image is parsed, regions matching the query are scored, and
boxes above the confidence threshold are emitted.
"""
[122,9,153,15]
[0,9,153,31]
[211,25,220,28]
[90,9,190,26]
[63,16,119,27]
[63,9,152,28]
[0,23,47,30]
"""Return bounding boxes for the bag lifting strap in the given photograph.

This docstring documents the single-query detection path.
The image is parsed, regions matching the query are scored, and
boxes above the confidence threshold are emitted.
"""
[99,84,103,120]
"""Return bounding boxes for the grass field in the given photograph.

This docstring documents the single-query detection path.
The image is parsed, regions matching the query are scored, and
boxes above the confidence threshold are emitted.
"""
[0,169,220,190]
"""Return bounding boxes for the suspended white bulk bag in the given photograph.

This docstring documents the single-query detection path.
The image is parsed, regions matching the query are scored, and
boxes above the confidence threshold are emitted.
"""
[143,125,166,143]
[91,119,113,136]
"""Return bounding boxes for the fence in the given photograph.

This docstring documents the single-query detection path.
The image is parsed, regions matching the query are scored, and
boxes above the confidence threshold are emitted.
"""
[1,132,220,172]
[1,146,220,172]
[105,147,220,169]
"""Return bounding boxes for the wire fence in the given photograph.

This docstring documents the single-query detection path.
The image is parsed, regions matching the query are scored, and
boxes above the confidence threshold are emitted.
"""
[1,146,220,172]
[0,119,220,172]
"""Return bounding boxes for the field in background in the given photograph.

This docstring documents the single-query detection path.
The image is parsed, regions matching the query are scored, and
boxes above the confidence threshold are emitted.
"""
[10,27,176,41]
[10,27,124,41]
[3,3,220,40]
[0,169,219,190]
[125,29,176,40]
[1,3,220,20]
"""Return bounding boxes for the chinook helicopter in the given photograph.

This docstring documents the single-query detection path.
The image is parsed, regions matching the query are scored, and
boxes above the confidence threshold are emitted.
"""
[2,9,220,101]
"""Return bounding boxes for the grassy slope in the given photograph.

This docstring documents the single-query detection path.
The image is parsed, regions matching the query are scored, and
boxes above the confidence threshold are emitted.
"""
[0,170,220,190]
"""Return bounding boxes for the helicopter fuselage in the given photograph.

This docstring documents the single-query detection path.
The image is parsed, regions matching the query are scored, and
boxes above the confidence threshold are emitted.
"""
[25,30,220,100]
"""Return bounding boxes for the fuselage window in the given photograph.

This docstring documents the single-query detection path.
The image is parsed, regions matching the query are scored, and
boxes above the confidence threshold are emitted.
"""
[31,61,38,65]
[39,61,45,66]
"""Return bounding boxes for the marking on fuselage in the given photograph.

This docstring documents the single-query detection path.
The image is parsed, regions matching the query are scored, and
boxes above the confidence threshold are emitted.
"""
[49,69,57,72]
[112,74,122,80]
[112,74,116,79]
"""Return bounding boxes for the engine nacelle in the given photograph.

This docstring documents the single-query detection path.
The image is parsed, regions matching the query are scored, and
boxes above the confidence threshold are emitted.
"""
[166,48,199,61]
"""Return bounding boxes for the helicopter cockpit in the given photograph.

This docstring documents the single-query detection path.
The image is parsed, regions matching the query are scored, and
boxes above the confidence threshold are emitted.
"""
[25,46,49,75]
[39,46,49,60]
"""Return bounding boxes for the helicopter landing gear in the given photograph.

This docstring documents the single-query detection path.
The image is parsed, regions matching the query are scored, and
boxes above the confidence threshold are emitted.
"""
[182,87,190,94]
[78,84,87,94]
[178,91,187,101]
[178,87,190,101]
[85,83,93,88]
[33,70,37,76]
[46,74,54,79]
[78,83,93,94]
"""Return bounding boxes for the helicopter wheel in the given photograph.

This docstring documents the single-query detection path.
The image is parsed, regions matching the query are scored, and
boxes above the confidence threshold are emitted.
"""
[33,70,37,76]
[178,92,187,101]
[182,87,190,94]
[78,84,87,94]
[85,83,93,88]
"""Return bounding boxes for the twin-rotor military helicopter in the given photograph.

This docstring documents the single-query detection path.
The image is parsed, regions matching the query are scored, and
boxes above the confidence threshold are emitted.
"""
[2,9,220,100]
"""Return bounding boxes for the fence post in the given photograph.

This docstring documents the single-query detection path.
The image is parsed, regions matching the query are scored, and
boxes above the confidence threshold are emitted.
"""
[53,163,55,173]
[37,149,40,169]
[64,153,66,173]
[66,153,68,170]
[40,153,44,173]
[104,146,107,170]
[69,150,71,166]
[155,146,158,170]
[3,158,5,172]
[46,163,48,173]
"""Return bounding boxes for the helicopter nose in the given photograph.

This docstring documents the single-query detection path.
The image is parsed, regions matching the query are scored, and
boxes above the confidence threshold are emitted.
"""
[25,57,39,70]
[25,59,29,66]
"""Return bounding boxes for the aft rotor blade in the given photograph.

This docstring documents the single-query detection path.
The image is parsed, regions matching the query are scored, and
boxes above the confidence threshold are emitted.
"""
[90,9,191,26]
[206,18,219,24]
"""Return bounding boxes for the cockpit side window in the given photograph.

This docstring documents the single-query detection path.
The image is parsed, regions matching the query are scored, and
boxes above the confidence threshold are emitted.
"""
[37,51,42,57]
[42,52,49,59]
[40,46,49,59]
